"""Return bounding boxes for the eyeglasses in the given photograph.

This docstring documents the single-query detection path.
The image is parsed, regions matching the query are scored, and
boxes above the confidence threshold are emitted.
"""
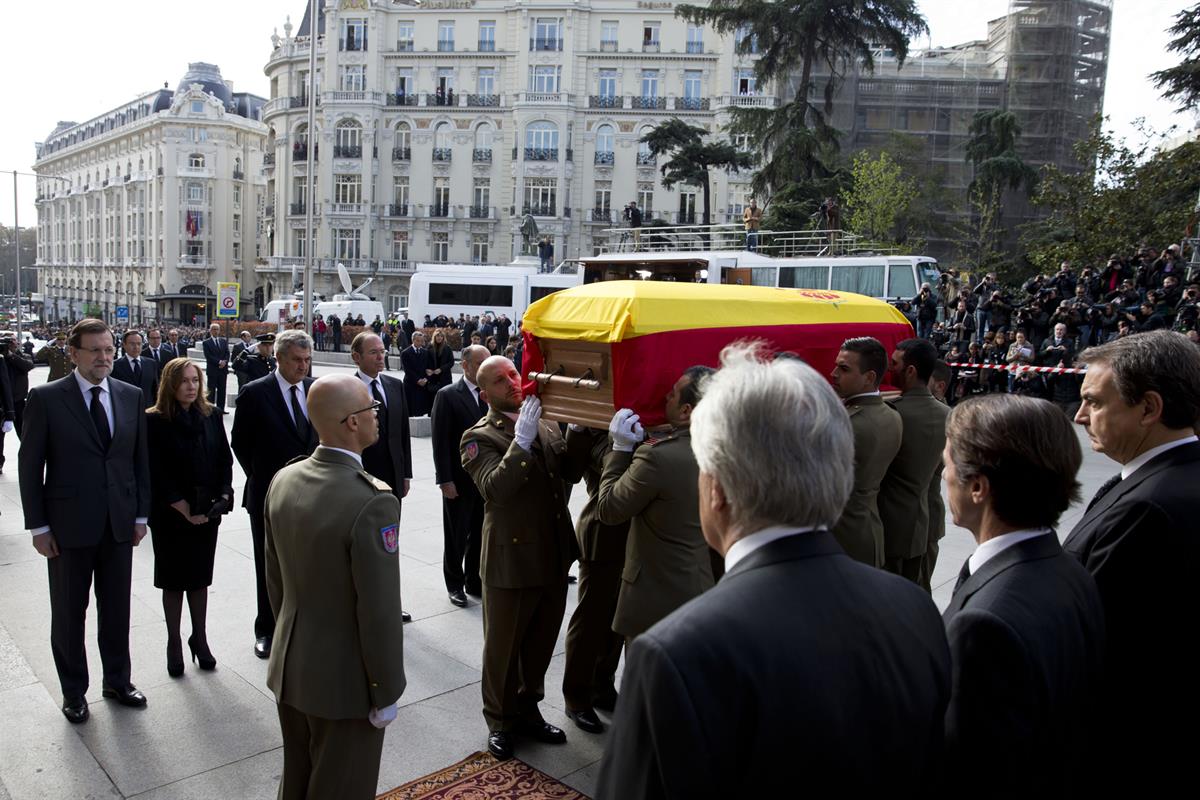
[340,400,382,425]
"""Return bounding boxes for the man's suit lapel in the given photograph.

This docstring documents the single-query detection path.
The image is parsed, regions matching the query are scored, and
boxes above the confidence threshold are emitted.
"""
[262,376,304,444]
[1072,443,1200,536]
[945,533,1060,617]
[59,376,103,450]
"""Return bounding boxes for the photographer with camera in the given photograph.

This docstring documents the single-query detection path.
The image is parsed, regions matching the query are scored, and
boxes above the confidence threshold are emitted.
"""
[911,284,938,340]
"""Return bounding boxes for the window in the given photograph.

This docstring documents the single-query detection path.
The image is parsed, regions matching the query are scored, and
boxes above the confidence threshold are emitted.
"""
[395,68,414,96]
[432,232,450,262]
[472,235,489,264]
[293,176,312,207]
[473,178,491,211]
[679,192,697,223]
[684,71,702,99]
[430,282,513,306]
[233,185,241,207]
[394,122,411,151]
[335,228,362,260]
[188,153,205,168]
[190,101,204,113]
[477,67,496,95]
[340,65,366,92]
[393,176,409,207]
[474,123,494,150]
[641,70,659,99]
[594,182,612,214]
[335,120,362,157]
[438,21,455,51]
[686,24,704,53]
[526,121,558,150]
[434,122,452,149]
[595,124,615,162]
[391,231,409,261]
[341,17,367,51]
[735,68,757,95]
[600,20,618,50]
[830,264,885,297]
[397,21,414,51]
[478,21,496,51]
[642,22,660,51]
[533,17,563,50]
[637,182,654,215]
[888,264,918,298]
[733,133,751,150]
[232,213,241,236]
[523,177,557,215]
[598,69,617,99]
[334,174,362,205]
[735,25,759,54]
[529,65,561,93]
[436,67,456,94]
[187,182,204,203]
[432,177,451,215]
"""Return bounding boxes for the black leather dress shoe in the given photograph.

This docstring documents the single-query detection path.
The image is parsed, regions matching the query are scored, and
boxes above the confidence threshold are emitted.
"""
[62,695,89,724]
[254,636,272,659]
[488,731,514,761]
[448,590,468,608]
[567,573,578,584]
[401,610,413,623]
[516,719,567,744]
[464,584,482,598]
[566,708,604,734]
[101,684,147,708]
[592,690,619,713]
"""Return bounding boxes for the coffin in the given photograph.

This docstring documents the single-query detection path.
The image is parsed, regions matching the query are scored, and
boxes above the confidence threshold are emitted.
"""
[520,280,914,428]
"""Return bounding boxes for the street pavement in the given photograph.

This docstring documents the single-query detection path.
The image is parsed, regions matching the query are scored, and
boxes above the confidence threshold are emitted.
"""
[0,361,1114,799]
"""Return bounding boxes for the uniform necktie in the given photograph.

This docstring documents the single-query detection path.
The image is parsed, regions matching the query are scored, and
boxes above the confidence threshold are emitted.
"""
[89,386,111,450]
[953,559,971,594]
[290,385,310,441]
[1086,474,1122,512]
[371,379,387,437]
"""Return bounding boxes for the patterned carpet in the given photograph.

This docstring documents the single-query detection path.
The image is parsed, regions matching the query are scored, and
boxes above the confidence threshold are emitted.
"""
[377,751,589,800]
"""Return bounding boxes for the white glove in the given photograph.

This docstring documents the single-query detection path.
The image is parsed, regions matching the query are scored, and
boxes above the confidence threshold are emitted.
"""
[1,421,12,434]
[368,703,398,729]
[514,395,542,451]
[609,408,645,452]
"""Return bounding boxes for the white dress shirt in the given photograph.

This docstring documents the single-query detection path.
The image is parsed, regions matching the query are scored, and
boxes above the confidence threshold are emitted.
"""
[356,371,387,407]
[274,370,309,425]
[967,528,1052,575]
[1120,435,1198,480]
[725,525,818,572]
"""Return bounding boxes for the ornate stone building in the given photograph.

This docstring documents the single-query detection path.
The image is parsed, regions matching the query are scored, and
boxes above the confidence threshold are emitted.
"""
[260,0,772,313]
[33,63,269,325]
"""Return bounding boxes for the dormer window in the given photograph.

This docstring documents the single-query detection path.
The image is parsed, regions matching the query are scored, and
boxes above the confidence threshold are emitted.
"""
[191,101,204,113]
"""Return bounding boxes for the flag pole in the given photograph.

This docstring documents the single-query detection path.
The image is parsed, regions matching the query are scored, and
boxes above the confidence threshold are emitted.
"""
[303,0,317,340]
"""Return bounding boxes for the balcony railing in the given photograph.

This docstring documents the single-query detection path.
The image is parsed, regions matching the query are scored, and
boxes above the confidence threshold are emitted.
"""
[717,94,779,109]
[599,40,618,52]
[589,208,613,223]
[338,37,367,52]
[333,145,362,159]
[589,95,622,108]
[473,148,492,162]
[531,37,563,51]
[288,203,308,215]
[636,152,656,166]
[233,170,245,180]
[428,91,458,106]
[594,151,614,165]
[523,204,556,217]
[325,90,382,104]
[517,91,567,104]
[467,94,500,107]
[478,39,496,52]
[469,206,495,219]
[396,40,414,52]
[524,147,557,161]
[263,152,276,166]
[642,41,661,52]
[386,93,418,106]
[178,256,212,268]
[378,259,414,273]
[384,204,410,217]
[432,148,452,162]
[437,40,455,51]
[392,146,411,161]
[292,144,318,161]
[331,203,365,214]
[676,97,710,111]
[122,174,131,183]
[427,205,452,218]
[686,41,704,54]
[633,96,666,110]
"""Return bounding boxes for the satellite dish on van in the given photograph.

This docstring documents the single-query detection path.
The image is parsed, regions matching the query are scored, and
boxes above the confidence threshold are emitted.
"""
[337,262,353,295]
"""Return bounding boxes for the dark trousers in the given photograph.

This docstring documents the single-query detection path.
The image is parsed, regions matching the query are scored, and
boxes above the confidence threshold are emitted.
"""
[918,536,940,595]
[562,559,623,711]
[207,370,227,410]
[442,492,482,593]
[249,507,275,639]
[277,702,385,800]
[481,582,567,732]
[47,522,133,697]
[883,555,924,585]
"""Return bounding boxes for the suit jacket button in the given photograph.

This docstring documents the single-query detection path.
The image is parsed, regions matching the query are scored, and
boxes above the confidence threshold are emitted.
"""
[512,537,518,543]
[520,461,527,468]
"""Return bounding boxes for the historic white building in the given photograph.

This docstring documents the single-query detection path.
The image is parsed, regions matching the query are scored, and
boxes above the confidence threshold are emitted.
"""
[260,0,774,312]
[33,63,270,325]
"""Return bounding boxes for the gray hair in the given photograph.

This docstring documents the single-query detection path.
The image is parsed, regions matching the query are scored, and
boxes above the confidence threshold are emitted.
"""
[690,341,854,532]
[274,329,313,359]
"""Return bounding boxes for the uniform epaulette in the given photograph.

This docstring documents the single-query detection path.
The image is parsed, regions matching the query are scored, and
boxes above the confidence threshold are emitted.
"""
[358,470,392,493]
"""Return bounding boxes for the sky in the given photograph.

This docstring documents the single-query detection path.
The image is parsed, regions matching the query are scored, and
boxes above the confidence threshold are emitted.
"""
[0,0,1191,229]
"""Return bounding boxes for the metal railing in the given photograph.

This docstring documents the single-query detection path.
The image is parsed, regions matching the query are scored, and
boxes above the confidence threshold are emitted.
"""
[597,223,903,257]
[472,148,492,162]
[636,152,656,165]
[677,97,709,111]
[531,37,563,51]
[396,40,414,52]
[386,93,418,106]
[522,204,556,217]
[469,206,495,219]
[594,151,614,165]
[427,205,452,218]
[478,40,496,52]
[288,203,308,215]
[524,147,557,161]
[589,208,613,223]
[437,40,455,51]
[432,148,452,162]
[333,145,362,159]
[392,147,411,161]
[642,41,661,52]
[292,145,317,161]
[384,204,409,217]
[686,41,704,54]
[467,94,500,107]
[589,95,622,108]
[633,96,666,110]
[263,153,276,166]
[600,40,618,52]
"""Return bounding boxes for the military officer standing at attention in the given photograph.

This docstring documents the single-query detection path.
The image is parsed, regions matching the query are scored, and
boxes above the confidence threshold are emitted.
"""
[265,374,406,800]
[232,333,276,389]
[461,355,586,762]
[596,366,716,646]
[36,331,73,380]
[829,337,903,567]
[878,338,949,586]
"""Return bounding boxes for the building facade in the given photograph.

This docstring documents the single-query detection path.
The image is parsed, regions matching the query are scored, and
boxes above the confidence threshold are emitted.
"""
[33,63,269,325]
[260,0,770,312]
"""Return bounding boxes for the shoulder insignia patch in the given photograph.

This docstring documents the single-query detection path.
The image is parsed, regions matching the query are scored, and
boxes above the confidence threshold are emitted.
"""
[464,440,479,461]
[380,524,399,554]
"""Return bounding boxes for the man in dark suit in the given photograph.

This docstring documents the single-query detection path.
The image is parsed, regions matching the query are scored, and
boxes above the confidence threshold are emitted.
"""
[941,394,1105,796]
[163,329,183,361]
[1039,322,1075,366]
[596,344,950,798]
[201,323,229,412]
[18,319,152,724]
[399,331,432,417]
[231,330,318,659]
[144,328,167,366]
[111,330,159,410]
[0,344,14,474]
[3,337,33,438]
[431,345,489,607]
[1064,331,1200,793]
[351,331,414,624]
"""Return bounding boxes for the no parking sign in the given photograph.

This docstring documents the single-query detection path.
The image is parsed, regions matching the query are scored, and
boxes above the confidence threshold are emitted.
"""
[217,282,240,318]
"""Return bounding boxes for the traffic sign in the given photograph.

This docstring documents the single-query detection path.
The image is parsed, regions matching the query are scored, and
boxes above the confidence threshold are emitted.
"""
[217,282,240,318]
[115,305,129,321]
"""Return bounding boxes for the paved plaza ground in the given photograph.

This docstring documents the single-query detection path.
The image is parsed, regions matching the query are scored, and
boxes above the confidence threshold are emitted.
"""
[0,361,1115,799]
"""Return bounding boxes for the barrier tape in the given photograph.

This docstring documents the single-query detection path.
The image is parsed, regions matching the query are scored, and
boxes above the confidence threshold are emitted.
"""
[946,361,1088,375]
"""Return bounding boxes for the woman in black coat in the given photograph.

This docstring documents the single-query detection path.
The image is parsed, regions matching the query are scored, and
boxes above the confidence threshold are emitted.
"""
[146,359,234,677]
[428,329,455,392]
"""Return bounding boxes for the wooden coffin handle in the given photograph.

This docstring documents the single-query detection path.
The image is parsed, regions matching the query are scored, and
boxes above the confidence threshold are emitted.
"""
[527,370,601,391]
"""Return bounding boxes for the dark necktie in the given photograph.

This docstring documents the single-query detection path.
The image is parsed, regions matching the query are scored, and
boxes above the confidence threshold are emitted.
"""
[370,379,387,438]
[1086,474,1122,512]
[290,385,310,442]
[476,387,487,417]
[953,559,971,594]
[89,386,111,450]
[132,359,142,382]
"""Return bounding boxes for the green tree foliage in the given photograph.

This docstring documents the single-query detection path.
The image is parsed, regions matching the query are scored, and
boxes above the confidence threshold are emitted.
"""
[639,119,754,226]
[965,110,1038,199]
[1021,120,1200,272]
[0,224,38,295]
[1152,4,1200,111]
[843,151,919,245]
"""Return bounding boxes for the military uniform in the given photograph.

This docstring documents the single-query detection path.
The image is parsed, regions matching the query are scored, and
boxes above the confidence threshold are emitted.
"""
[919,392,950,592]
[831,394,903,567]
[36,343,72,381]
[232,350,274,387]
[877,388,949,583]
[264,447,406,800]
[561,428,630,713]
[596,428,713,641]
[461,408,585,733]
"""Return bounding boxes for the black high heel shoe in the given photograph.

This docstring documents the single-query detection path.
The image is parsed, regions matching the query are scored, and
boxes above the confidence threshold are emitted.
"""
[167,638,184,678]
[188,634,217,671]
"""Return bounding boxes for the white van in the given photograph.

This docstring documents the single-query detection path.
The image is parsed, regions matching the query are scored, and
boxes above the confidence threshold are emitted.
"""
[259,298,305,323]
[407,263,582,324]
[314,297,387,325]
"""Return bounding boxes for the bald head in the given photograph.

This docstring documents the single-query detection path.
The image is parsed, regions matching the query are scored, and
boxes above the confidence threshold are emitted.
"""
[477,354,523,412]
[461,345,490,383]
[307,374,379,453]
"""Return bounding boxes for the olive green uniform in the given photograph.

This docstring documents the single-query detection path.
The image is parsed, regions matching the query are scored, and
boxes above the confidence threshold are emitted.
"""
[264,447,406,800]
[461,409,585,733]
[596,429,714,641]
[561,428,630,712]
[832,394,903,567]
[878,388,949,583]
[36,343,72,381]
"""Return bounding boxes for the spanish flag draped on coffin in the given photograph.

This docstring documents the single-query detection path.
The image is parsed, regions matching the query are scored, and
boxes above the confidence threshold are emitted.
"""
[520,280,914,428]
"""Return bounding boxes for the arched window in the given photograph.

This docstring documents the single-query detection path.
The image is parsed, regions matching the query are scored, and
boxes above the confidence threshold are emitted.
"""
[394,121,411,150]
[434,122,452,149]
[335,119,362,156]
[474,123,493,150]
[637,127,654,162]
[525,121,558,150]
[235,156,242,172]
[295,123,310,148]
[596,124,614,155]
